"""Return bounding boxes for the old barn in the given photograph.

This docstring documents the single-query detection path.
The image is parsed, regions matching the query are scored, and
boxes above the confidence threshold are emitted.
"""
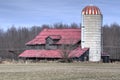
[19,28,89,61]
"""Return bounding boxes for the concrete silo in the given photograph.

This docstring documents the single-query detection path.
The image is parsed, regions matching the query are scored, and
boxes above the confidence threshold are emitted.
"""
[81,5,103,62]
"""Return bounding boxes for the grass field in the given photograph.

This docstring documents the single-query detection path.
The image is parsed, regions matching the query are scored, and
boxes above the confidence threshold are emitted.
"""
[0,62,120,80]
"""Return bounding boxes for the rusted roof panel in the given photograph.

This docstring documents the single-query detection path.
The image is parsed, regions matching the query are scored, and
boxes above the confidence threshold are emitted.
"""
[19,47,88,58]
[26,28,81,45]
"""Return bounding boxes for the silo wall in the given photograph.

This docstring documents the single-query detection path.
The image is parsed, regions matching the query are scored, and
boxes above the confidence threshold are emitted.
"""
[81,15,102,62]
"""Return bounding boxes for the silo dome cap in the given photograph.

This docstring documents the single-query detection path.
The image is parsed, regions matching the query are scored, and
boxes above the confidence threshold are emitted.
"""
[82,5,102,15]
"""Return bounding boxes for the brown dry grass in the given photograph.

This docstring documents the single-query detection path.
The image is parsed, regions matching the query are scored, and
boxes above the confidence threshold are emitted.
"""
[0,62,120,80]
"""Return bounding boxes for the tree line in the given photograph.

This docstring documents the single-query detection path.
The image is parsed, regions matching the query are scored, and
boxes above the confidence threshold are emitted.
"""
[0,23,119,60]
[0,23,79,60]
[103,23,120,60]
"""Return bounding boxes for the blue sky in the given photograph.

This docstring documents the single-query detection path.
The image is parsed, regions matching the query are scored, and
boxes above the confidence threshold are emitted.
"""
[0,0,120,30]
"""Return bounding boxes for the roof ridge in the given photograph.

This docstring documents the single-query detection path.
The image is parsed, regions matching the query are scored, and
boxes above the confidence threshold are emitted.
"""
[43,28,81,32]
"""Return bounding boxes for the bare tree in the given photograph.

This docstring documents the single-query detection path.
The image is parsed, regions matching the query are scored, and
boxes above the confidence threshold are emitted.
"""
[103,23,120,61]
[59,39,78,62]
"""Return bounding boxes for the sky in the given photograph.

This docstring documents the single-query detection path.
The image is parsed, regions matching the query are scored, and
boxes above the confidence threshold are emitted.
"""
[0,0,120,30]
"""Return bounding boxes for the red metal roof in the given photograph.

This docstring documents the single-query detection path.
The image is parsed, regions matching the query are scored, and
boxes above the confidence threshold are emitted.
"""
[19,47,88,58]
[19,49,61,58]
[82,5,101,15]
[26,28,81,45]
[69,47,88,58]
